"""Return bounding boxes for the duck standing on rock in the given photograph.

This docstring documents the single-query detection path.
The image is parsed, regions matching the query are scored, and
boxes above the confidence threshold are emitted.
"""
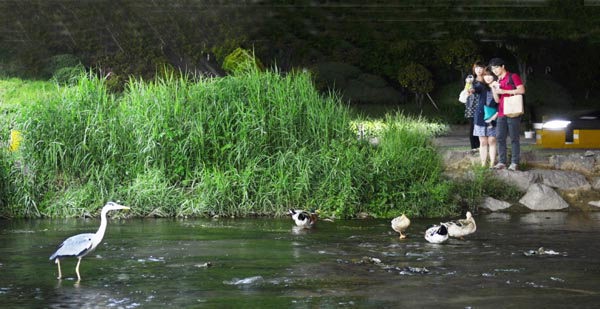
[391,214,411,239]
[289,209,317,229]
[424,224,449,244]
[445,211,477,239]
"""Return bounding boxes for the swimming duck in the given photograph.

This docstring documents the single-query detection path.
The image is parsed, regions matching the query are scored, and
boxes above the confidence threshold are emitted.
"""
[289,209,317,229]
[445,211,476,239]
[391,214,411,239]
[424,224,448,244]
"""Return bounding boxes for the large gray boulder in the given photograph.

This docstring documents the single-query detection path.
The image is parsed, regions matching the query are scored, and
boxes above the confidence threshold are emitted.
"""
[492,170,539,191]
[530,169,591,191]
[519,184,569,210]
[480,197,512,211]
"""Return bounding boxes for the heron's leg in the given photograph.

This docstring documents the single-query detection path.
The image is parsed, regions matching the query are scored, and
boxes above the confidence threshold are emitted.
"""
[75,257,82,281]
[56,259,62,279]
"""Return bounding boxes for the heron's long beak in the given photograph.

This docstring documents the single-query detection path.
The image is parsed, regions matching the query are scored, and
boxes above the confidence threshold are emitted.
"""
[112,203,130,210]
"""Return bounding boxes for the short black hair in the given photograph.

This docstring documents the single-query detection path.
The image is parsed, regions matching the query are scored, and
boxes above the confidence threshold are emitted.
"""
[489,58,505,67]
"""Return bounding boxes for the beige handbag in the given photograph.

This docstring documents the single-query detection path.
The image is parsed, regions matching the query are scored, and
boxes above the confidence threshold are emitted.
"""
[504,94,524,118]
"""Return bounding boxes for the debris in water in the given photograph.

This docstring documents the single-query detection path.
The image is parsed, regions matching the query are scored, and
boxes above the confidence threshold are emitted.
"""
[494,268,521,273]
[526,281,546,288]
[523,247,565,257]
[351,256,429,275]
[353,256,382,265]
[223,276,264,286]
[550,277,565,282]
[401,266,429,274]
[195,262,212,268]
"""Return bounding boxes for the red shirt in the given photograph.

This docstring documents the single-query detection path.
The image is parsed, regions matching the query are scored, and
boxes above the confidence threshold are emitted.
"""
[498,71,523,117]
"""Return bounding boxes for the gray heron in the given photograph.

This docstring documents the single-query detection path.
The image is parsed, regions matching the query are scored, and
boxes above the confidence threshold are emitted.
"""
[49,202,130,280]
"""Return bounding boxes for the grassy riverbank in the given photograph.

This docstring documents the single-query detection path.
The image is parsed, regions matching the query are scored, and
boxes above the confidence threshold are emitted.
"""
[1,71,458,218]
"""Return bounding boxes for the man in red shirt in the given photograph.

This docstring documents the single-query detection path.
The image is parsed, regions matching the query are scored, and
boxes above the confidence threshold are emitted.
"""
[489,58,526,171]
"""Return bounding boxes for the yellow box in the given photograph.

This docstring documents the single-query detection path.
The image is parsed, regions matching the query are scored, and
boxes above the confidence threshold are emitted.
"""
[536,129,600,148]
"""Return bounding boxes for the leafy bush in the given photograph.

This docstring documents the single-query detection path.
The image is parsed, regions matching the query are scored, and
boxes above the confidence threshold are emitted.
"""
[44,54,81,77]
[437,39,480,75]
[7,70,457,218]
[397,63,434,106]
[51,64,85,85]
[222,48,264,74]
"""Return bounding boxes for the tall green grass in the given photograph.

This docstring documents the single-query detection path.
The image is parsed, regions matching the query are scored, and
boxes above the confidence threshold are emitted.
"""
[1,70,457,218]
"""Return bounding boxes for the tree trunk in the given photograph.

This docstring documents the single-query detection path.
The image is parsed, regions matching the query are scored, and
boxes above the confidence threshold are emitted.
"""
[515,56,528,85]
[415,93,424,109]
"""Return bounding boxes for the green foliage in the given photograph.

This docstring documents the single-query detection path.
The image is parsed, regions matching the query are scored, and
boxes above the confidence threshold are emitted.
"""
[430,80,469,125]
[44,54,82,77]
[437,39,480,74]
[0,78,55,133]
[361,114,456,218]
[3,71,457,218]
[452,167,523,214]
[397,63,434,95]
[222,48,264,74]
[51,65,86,85]
[0,150,10,212]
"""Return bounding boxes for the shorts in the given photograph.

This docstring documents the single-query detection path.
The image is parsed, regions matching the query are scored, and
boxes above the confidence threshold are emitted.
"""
[473,124,496,137]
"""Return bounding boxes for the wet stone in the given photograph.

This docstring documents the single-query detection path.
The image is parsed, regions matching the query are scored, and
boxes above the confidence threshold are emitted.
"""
[480,197,512,211]
[492,169,538,191]
[531,169,591,191]
[592,177,600,190]
[550,154,597,175]
[519,184,569,210]
[588,201,600,208]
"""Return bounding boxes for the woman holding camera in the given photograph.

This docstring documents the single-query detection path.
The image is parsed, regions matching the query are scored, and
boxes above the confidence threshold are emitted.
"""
[463,62,486,152]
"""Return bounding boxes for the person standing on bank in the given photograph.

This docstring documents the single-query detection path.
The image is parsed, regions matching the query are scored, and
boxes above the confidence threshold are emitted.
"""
[470,68,498,167]
[463,62,486,152]
[489,58,526,171]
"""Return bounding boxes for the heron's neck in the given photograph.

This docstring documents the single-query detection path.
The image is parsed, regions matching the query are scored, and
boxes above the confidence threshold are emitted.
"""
[94,209,109,244]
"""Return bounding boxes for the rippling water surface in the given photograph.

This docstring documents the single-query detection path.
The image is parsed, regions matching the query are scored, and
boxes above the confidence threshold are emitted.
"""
[1,212,600,307]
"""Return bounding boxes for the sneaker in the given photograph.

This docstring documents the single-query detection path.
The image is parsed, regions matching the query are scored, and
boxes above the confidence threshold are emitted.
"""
[492,163,506,170]
[508,163,519,171]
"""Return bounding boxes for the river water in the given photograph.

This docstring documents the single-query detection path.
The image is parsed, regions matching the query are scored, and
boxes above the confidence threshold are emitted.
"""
[1,212,600,308]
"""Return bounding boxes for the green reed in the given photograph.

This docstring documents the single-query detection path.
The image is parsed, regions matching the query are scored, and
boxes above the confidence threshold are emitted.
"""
[2,70,457,218]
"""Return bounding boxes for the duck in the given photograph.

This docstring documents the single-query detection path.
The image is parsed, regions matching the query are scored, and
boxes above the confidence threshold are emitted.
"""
[391,214,411,239]
[424,224,449,244]
[289,209,317,229]
[444,211,476,239]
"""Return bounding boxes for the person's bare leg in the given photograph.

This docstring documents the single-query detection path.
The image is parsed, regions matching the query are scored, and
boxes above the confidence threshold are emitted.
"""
[56,258,62,279]
[75,257,82,281]
[489,136,497,167]
[479,137,489,166]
